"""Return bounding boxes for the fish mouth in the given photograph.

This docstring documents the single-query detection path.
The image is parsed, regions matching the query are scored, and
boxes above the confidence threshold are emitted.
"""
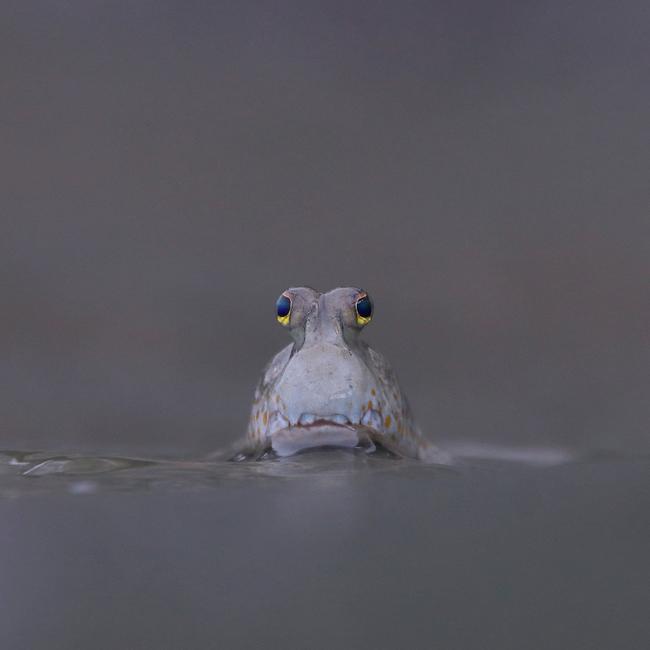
[269,413,373,457]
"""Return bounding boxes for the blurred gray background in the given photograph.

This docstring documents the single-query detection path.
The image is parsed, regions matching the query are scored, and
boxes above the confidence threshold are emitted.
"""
[2,0,648,456]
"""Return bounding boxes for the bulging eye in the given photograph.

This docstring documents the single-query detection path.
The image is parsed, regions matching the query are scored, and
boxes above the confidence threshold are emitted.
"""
[355,292,373,326]
[276,293,292,326]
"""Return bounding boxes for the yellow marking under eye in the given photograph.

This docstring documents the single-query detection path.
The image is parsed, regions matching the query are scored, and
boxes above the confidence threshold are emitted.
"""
[384,415,392,428]
[367,400,373,410]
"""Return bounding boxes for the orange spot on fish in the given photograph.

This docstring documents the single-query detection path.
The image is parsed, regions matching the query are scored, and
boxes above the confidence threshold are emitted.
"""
[367,400,373,410]
[262,412,268,425]
[384,415,392,428]
[371,388,376,396]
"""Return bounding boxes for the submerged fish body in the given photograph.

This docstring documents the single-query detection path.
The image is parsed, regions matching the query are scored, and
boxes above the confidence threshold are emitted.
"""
[242,287,448,462]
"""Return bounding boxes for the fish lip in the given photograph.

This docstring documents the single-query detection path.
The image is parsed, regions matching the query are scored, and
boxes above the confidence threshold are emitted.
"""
[297,419,357,431]
[268,419,362,440]
[267,412,361,439]
[297,413,353,428]
[273,416,386,435]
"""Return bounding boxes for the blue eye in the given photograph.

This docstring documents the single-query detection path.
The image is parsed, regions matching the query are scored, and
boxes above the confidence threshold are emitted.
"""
[276,294,292,325]
[355,293,372,325]
[276,295,291,317]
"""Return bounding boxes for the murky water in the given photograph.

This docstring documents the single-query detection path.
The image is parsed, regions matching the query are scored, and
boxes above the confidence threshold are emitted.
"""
[1,446,649,649]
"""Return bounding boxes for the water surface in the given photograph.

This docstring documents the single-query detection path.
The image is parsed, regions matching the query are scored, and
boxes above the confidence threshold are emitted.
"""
[1,447,648,649]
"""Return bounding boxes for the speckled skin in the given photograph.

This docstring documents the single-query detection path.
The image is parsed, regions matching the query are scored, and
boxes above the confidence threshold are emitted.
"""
[242,287,448,462]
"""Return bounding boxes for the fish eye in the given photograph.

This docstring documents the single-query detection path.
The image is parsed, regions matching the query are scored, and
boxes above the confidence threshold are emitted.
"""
[276,293,292,326]
[355,292,373,326]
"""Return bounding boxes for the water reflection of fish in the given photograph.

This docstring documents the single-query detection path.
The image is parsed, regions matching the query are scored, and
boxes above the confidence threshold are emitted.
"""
[0,445,635,500]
